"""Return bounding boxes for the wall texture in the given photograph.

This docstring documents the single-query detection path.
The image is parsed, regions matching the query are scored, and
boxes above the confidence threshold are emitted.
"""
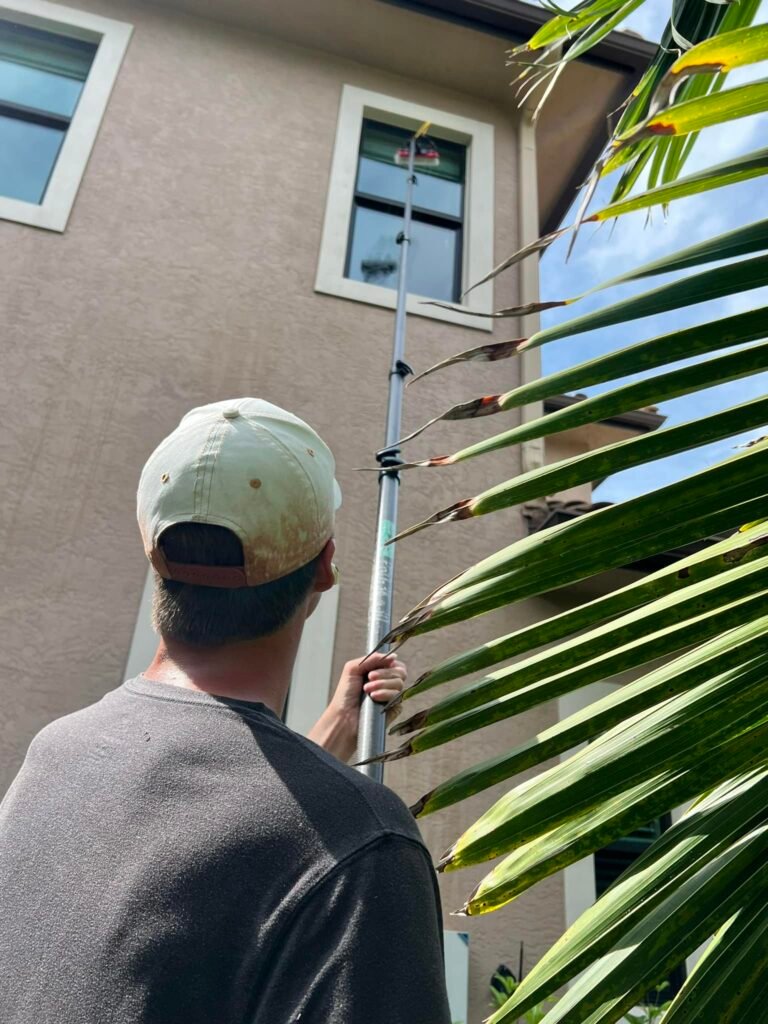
[0,1,567,1018]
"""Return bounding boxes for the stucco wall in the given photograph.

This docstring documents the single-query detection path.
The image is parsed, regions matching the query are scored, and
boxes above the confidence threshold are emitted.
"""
[0,1,566,1019]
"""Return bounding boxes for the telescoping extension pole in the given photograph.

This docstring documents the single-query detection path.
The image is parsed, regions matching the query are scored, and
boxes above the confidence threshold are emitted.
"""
[356,127,428,782]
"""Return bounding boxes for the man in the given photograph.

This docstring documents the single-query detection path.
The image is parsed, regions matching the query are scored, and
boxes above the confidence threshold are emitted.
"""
[0,399,451,1023]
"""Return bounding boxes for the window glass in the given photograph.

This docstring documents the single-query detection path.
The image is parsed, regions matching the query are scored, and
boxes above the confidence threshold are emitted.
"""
[0,60,85,117]
[347,118,466,302]
[359,120,465,183]
[0,19,97,78]
[346,204,459,302]
[357,119,465,219]
[0,19,97,205]
[0,114,65,202]
[356,157,464,220]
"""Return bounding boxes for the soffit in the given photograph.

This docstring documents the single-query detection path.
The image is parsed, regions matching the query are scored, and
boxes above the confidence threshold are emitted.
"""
[142,0,519,102]
[142,0,652,233]
[544,394,665,434]
[543,394,665,461]
[535,59,634,235]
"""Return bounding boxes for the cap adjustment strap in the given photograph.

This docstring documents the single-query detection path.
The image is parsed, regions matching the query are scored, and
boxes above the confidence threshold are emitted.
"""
[164,562,250,588]
[149,547,250,588]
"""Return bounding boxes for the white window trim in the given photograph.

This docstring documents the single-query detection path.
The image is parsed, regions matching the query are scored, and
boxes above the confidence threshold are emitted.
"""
[123,568,161,684]
[0,0,132,231]
[443,930,469,1023]
[283,584,340,737]
[315,84,495,332]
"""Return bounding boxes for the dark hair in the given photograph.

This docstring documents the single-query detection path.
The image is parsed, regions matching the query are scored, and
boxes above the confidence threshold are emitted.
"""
[151,523,320,647]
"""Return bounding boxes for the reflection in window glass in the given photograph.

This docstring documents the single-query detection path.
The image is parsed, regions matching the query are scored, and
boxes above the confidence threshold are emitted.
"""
[0,115,65,202]
[356,156,464,219]
[347,205,459,303]
[0,61,85,118]
[346,118,466,302]
[0,19,98,205]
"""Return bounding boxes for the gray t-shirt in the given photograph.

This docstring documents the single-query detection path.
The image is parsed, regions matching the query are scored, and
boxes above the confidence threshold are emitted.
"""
[0,675,451,1023]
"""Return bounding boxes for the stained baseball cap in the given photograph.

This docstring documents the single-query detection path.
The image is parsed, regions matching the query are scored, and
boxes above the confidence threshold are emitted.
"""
[137,398,341,587]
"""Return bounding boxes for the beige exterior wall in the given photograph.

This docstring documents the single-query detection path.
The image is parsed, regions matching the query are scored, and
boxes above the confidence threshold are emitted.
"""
[0,0,584,1018]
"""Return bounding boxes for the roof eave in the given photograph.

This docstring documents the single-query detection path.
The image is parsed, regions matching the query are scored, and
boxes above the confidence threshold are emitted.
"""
[378,0,657,73]
[544,394,666,433]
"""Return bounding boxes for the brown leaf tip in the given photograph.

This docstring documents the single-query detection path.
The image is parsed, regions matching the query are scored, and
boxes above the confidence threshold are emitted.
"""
[488,338,525,361]
[352,741,413,767]
[480,394,502,411]
[383,691,404,712]
[453,500,473,522]
[389,707,429,736]
[445,395,502,421]
[378,606,434,647]
[408,789,434,817]
[436,849,455,872]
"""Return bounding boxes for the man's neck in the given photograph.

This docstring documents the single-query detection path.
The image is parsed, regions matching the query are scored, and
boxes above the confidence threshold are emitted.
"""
[142,617,304,717]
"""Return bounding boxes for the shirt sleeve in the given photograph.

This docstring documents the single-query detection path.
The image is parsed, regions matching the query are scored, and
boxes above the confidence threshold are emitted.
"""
[251,832,453,1024]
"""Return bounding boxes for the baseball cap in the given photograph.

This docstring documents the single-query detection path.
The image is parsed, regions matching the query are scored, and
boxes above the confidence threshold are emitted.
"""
[137,398,341,587]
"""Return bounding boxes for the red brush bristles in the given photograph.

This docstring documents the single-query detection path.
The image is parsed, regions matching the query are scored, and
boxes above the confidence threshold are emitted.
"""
[394,144,440,168]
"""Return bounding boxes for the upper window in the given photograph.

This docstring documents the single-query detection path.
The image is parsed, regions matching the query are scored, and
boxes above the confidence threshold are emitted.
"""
[346,119,466,304]
[315,86,494,331]
[0,2,131,232]
[0,19,96,203]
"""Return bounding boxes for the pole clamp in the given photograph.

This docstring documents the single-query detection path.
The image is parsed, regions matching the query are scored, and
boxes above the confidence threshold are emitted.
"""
[393,360,414,379]
[375,446,403,480]
[396,231,409,245]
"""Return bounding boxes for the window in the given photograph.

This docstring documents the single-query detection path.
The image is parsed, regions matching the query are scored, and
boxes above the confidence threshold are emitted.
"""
[0,19,96,203]
[316,85,494,330]
[0,1,131,231]
[346,119,466,304]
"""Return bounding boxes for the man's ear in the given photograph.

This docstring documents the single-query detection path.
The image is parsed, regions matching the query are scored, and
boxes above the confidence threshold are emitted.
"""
[313,538,336,594]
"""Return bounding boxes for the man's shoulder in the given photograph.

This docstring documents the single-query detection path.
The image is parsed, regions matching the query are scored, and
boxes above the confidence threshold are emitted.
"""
[21,695,111,760]
[267,724,424,848]
[16,681,425,867]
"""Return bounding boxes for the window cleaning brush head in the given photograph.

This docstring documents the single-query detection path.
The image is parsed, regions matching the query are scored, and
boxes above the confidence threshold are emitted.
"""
[394,138,441,168]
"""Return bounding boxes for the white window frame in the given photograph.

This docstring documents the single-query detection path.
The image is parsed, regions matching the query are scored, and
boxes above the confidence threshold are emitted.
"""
[282,584,340,736]
[0,0,132,231]
[315,84,495,332]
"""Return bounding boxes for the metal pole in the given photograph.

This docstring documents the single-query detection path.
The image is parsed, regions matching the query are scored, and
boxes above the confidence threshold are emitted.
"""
[356,135,416,782]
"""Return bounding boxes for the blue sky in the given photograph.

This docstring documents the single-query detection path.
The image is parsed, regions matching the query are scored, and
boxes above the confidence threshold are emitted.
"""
[538,0,768,502]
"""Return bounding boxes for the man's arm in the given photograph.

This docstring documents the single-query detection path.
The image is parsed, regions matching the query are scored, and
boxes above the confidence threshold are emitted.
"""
[252,832,452,1024]
[308,654,406,762]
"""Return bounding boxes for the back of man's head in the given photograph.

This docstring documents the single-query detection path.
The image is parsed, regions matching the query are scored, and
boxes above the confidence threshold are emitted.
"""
[151,523,321,647]
[137,399,341,648]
